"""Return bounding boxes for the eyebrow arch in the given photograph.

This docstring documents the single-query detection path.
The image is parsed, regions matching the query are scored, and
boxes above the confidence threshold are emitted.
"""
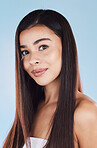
[20,38,51,49]
[33,38,51,45]
[20,45,27,49]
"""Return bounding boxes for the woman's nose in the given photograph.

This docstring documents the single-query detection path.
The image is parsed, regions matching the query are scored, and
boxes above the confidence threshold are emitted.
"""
[29,53,40,65]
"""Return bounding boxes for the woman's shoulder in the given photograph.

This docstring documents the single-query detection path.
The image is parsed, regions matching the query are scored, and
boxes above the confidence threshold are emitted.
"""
[74,91,97,147]
[74,91,97,120]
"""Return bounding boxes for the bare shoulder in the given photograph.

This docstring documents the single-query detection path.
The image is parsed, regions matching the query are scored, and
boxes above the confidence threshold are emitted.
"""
[74,91,97,122]
[74,91,97,148]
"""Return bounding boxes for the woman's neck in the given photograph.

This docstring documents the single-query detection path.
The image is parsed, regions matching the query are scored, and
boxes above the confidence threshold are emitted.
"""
[43,77,60,105]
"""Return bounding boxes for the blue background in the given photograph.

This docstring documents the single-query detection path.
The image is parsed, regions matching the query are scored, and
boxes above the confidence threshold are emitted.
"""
[0,0,97,147]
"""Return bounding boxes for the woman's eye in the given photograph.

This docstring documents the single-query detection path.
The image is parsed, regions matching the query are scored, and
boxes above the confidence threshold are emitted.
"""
[21,50,29,56]
[39,45,48,51]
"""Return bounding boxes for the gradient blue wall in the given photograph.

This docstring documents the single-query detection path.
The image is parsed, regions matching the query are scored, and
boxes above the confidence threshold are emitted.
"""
[0,0,97,147]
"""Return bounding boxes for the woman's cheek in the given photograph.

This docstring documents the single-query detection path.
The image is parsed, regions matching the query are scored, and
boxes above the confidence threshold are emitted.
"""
[23,60,29,72]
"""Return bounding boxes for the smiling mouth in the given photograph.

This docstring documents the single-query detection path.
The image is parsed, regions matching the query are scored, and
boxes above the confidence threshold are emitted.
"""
[31,68,48,77]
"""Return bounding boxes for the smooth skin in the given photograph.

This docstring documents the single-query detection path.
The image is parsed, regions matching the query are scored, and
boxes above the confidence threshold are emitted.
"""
[20,25,97,148]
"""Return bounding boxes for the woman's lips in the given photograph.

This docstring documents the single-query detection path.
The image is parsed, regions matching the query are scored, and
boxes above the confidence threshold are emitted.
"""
[31,68,48,77]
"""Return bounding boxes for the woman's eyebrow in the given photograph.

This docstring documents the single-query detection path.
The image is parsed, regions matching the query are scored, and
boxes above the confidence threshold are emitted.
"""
[20,45,27,49]
[20,38,51,49]
[33,38,51,45]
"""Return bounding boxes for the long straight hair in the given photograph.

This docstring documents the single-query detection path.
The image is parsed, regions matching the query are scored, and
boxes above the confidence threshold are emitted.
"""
[3,9,82,148]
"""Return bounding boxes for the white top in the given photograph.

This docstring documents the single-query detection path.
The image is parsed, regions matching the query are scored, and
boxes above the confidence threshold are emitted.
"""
[23,137,47,148]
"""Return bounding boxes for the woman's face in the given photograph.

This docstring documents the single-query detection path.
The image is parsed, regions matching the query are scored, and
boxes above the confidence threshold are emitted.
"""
[19,25,62,86]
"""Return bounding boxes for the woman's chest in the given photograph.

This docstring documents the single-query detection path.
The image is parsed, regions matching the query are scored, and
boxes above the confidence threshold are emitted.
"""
[32,103,56,138]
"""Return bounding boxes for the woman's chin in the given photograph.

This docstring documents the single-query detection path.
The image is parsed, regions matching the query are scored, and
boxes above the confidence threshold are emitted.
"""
[34,79,51,86]
[33,79,45,86]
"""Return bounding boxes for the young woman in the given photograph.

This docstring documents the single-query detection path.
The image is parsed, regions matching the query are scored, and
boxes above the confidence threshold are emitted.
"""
[3,9,97,148]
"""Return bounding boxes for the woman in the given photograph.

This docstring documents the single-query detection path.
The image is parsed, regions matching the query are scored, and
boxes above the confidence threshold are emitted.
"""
[3,9,97,148]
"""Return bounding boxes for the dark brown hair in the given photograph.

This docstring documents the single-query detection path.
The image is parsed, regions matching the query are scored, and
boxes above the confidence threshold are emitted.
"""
[3,9,82,148]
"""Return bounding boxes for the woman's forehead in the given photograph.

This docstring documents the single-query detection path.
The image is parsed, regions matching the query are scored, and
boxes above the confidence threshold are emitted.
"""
[19,25,61,45]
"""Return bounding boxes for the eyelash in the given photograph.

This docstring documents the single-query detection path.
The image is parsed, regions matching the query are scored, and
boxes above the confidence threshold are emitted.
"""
[21,45,49,56]
[21,50,29,56]
[39,45,48,50]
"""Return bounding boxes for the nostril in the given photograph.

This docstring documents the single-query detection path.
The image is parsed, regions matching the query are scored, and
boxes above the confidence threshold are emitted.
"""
[29,56,40,65]
[35,61,39,64]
